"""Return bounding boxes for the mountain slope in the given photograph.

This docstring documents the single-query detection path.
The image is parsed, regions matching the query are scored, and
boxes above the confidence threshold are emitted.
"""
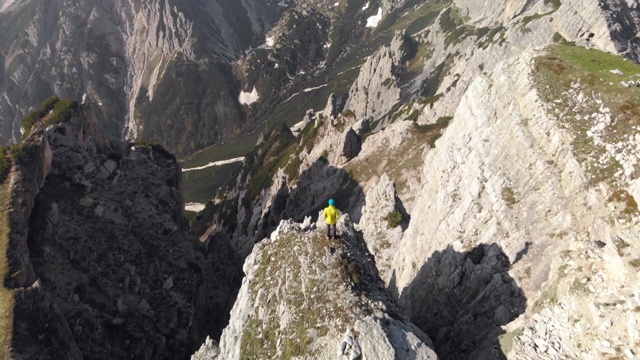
[197,0,640,359]
[1,101,243,359]
[0,0,281,155]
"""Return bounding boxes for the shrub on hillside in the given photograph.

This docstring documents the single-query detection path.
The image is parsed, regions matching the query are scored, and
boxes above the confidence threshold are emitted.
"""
[385,210,404,228]
[0,147,10,183]
[10,142,40,164]
[22,96,60,139]
[44,99,78,127]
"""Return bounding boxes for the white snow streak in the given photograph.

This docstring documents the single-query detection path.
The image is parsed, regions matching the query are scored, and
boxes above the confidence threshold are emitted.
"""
[181,157,244,172]
[366,7,382,28]
[185,203,206,212]
[285,84,328,102]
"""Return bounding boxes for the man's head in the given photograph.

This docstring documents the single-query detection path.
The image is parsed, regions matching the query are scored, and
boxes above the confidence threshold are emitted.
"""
[328,198,335,206]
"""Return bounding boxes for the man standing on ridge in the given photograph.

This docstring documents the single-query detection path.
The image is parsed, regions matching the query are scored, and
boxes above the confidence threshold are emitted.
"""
[323,198,340,239]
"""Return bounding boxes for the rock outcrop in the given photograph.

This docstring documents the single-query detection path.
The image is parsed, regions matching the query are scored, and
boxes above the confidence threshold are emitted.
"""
[197,217,437,360]
[345,30,417,121]
[5,105,243,359]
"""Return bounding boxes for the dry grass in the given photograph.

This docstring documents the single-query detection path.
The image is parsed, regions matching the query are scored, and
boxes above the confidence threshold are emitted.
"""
[0,180,14,359]
[533,45,640,187]
[240,231,361,359]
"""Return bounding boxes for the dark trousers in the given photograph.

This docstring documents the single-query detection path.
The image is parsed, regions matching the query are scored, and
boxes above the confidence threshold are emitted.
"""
[326,224,336,238]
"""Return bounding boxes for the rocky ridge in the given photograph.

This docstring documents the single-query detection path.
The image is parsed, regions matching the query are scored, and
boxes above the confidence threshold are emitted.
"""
[194,216,438,360]
[3,104,242,359]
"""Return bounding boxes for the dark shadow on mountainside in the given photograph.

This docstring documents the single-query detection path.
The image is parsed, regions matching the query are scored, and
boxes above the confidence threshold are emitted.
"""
[399,244,527,360]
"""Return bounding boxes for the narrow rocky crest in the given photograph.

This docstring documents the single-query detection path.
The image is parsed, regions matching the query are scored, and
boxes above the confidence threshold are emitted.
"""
[194,216,437,360]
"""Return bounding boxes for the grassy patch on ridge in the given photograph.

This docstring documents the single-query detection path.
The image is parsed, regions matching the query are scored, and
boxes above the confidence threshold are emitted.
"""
[533,45,640,187]
[0,182,13,359]
[240,232,361,359]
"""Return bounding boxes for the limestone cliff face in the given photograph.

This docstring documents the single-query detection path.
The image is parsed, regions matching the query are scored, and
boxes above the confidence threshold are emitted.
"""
[195,218,437,360]
[4,105,242,359]
[391,45,640,359]
[345,31,417,121]
[186,1,640,358]
[0,0,280,155]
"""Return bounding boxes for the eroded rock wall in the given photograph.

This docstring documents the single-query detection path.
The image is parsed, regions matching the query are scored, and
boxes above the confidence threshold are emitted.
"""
[6,107,242,359]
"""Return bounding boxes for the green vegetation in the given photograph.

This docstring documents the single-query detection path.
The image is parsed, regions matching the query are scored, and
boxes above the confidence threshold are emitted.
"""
[438,6,466,45]
[499,327,524,355]
[180,132,257,168]
[300,120,320,153]
[552,32,574,45]
[326,0,368,65]
[501,186,518,207]
[544,0,561,10]
[21,96,60,139]
[245,124,297,200]
[189,201,216,236]
[240,232,364,359]
[20,96,77,140]
[385,210,404,228]
[0,181,13,359]
[406,110,420,121]
[284,155,303,182]
[533,45,640,187]
[10,142,40,164]
[420,56,454,99]
[413,116,453,148]
[0,148,10,184]
[406,7,441,35]
[182,162,242,204]
[607,190,639,216]
[438,6,506,50]
[532,286,558,313]
[44,98,78,127]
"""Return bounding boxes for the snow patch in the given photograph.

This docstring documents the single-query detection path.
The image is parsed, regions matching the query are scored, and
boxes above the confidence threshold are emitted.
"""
[284,84,328,102]
[239,87,260,106]
[362,2,369,10]
[185,203,206,212]
[277,0,289,7]
[182,157,245,172]
[290,120,307,136]
[366,7,382,28]
[266,36,275,47]
[82,93,87,104]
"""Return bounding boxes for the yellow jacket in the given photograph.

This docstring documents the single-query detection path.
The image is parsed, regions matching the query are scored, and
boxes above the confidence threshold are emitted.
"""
[323,205,340,225]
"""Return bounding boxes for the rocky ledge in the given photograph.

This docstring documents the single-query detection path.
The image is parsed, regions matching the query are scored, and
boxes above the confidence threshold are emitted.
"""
[193,216,438,360]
